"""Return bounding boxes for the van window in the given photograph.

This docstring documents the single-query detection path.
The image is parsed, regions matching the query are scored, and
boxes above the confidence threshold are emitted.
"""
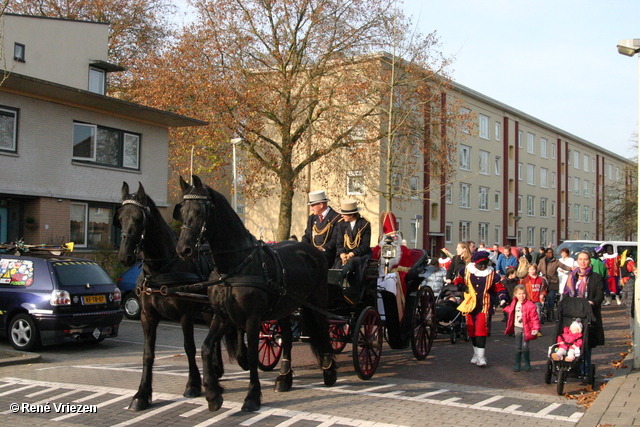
[53,261,113,287]
[618,246,637,261]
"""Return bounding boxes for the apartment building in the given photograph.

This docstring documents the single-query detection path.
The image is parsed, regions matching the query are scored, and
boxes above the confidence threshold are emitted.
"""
[0,14,205,249]
[244,77,631,254]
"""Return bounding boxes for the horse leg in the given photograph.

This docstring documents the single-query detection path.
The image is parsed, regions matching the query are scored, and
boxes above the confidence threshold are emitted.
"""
[180,315,202,398]
[303,307,338,387]
[129,307,160,411]
[202,317,226,412]
[274,318,293,392]
[242,316,262,412]
[236,329,249,371]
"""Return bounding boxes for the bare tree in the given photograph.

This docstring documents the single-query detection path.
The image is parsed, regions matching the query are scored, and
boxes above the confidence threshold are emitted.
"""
[604,136,638,240]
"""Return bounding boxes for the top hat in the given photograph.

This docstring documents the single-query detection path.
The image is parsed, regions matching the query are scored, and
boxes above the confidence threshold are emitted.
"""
[307,190,330,205]
[338,199,361,214]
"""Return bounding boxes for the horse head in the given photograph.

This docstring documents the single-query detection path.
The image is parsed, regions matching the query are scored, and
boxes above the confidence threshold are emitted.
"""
[115,181,151,267]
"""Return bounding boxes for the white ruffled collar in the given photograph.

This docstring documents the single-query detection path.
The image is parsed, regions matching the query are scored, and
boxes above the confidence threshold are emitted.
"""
[602,253,618,259]
[466,262,493,277]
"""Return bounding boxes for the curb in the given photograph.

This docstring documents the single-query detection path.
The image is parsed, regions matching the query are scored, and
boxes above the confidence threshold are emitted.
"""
[0,350,42,367]
[575,351,635,427]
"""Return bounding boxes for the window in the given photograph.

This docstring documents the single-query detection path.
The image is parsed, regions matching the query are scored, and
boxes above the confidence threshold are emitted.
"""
[568,204,572,219]
[527,132,535,154]
[494,190,501,210]
[495,226,501,245]
[410,176,419,198]
[479,186,489,210]
[591,183,595,198]
[460,145,471,170]
[591,158,595,172]
[70,202,115,248]
[540,138,548,158]
[591,208,595,222]
[445,183,452,204]
[540,167,548,188]
[88,67,106,95]
[540,228,548,247]
[494,156,501,175]
[479,114,490,139]
[583,180,589,197]
[495,122,501,141]
[73,122,140,170]
[445,222,453,243]
[551,142,556,159]
[608,164,613,179]
[527,164,535,185]
[392,173,402,192]
[551,201,556,217]
[518,130,523,148]
[347,171,365,195]
[460,107,471,134]
[573,177,580,196]
[459,183,470,208]
[573,150,580,169]
[13,43,25,62]
[410,219,418,244]
[551,171,556,188]
[479,150,489,175]
[517,227,522,246]
[568,150,571,164]
[574,204,580,222]
[527,195,535,216]
[0,107,18,152]
[551,230,556,247]
[616,167,621,182]
[527,227,535,247]
[583,206,589,223]
[518,163,523,180]
[568,176,572,192]
[518,195,523,213]
[540,198,548,218]
[584,154,589,172]
[479,222,489,244]
[459,221,471,241]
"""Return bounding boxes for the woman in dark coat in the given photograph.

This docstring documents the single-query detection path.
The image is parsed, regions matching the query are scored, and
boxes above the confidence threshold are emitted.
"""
[562,250,605,373]
[446,242,471,283]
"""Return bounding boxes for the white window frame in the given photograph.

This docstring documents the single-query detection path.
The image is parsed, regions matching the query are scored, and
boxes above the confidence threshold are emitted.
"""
[518,130,523,148]
[445,222,453,243]
[551,200,556,217]
[479,114,490,140]
[70,202,88,248]
[584,154,589,172]
[527,227,535,247]
[460,145,471,171]
[527,195,535,216]
[494,190,501,210]
[123,134,140,169]
[518,163,523,180]
[540,198,548,218]
[540,167,548,188]
[445,183,452,204]
[73,123,97,162]
[518,195,523,213]
[551,171,556,188]
[459,183,470,208]
[0,106,18,152]
[410,176,419,199]
[460,107,471,134]
[517,227,523,246]
[527,163,535,186]
[88,66,106,95]
[494,156,501,175]
[527,132,535,154]
[495,122,501,141]
[583,206,589,223]
[573,150,580,169]
[551,142,556,159]
[574,204,580,222]
[540,228,548,247]
[478,186,489,211]
[540,138,548,158]
[495,225,501,245]
[459,221,471,241]
[346,171,366,195]
[479,222,489,244]
[574,177,580,196]
[479,150,489,175]
[583,180,589,197]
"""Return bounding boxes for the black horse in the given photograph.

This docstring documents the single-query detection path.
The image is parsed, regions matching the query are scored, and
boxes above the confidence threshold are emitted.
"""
[115,182,217,411]
[173,175,337,412]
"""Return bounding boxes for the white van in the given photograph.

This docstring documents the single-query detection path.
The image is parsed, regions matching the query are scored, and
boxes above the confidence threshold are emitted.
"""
[554,240,637,261]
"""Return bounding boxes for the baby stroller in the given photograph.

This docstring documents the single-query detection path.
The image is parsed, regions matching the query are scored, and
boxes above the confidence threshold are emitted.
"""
[434,285,468,344]
[544,296,596,395]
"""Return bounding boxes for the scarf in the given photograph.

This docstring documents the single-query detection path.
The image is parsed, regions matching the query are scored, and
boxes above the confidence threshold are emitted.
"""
[564,267,592,298]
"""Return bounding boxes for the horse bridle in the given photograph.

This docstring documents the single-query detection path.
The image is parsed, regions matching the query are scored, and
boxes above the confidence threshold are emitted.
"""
[119,198,150,257]
[180,193,212,251]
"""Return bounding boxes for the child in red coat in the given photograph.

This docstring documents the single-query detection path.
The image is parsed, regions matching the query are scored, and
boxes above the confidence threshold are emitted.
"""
[504,284,541,371]
[551,319,583,361]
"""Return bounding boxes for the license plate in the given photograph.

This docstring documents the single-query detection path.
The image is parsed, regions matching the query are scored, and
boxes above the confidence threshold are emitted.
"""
[83,295,106,305]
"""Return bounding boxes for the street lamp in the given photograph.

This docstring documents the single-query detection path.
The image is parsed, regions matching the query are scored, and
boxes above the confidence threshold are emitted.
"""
[230,138,243,213]
[616,38,640,368]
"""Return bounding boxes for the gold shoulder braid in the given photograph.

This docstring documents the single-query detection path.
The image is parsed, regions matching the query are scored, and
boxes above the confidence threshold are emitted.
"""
[312,215,340,249]
[344,219,370,250]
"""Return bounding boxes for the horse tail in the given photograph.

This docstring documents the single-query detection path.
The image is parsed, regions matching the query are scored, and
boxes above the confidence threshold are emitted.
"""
[301,305,336,369]
[223,327,239,361]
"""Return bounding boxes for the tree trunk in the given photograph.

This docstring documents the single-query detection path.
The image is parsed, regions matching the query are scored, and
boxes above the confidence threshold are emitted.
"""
[276,178,295,242]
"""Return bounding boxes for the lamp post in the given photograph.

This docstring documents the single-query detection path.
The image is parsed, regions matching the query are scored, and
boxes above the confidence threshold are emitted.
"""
[413,214,422,249]
[230,138,243,213]
[616,38,640,368]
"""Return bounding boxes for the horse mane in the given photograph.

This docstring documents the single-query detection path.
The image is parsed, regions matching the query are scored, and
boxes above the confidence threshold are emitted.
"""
[197,181,254,245]
[127,188,177,245]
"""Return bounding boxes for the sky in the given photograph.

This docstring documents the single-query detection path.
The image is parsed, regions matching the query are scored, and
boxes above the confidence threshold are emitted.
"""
[401,0,639,159]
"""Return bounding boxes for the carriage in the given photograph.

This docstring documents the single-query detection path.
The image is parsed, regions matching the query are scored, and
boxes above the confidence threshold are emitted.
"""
[257,234,437,380]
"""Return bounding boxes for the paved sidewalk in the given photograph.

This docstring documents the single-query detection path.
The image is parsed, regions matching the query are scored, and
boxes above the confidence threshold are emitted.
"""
[0,349,41,367]
[576,351,640,427]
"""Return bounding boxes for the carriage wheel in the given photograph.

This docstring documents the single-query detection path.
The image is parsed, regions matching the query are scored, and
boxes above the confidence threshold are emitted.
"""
[352,307,383,380]
[556,368,567,395]
[544,360,553,384]
[329,321,349,354]
[411,286,436,361]
[258,321,283,371]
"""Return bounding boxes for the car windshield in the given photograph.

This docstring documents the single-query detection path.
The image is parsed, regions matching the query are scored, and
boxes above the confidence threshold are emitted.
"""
[554,242,600,259]
[53,261,114,287]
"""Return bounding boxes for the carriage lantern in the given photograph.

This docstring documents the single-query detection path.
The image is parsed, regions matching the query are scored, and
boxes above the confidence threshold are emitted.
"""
[381,235,396,260]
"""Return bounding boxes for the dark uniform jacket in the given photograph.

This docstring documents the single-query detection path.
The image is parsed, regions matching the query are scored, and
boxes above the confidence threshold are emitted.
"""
[302,207,340,267]
[335,217,372,259]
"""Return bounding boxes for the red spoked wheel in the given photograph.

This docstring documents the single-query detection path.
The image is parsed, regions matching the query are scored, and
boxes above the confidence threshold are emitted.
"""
[258,321,283,371]
[329,321,350,354]
[411,286,436,361]
[352,306,383,380]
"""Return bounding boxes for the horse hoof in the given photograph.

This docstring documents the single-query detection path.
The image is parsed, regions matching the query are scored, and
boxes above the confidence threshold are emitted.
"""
[323,369,337,387]
[274,374,293,392]
[128,398,151,411]
[242,400,260,412]
[207,396,224,412]
[183,386,201,398]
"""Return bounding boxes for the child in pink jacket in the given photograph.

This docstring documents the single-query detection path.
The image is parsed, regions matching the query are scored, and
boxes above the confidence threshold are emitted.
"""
[504,284,541,371]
